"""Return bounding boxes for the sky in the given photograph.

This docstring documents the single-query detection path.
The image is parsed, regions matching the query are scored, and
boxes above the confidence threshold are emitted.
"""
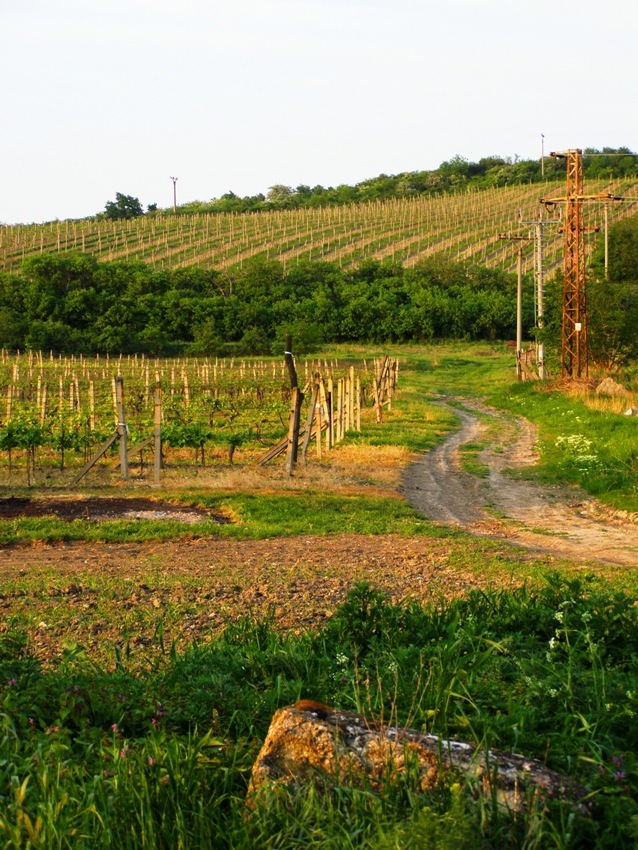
[1,0,636,224]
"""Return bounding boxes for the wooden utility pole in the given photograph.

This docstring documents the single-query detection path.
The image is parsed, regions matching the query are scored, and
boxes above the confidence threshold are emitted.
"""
[516,212,562,380]
[170,176,178,213]
[498,233,532,380]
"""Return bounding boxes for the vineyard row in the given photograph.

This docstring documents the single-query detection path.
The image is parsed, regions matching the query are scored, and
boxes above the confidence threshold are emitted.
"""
[3,181,637,276]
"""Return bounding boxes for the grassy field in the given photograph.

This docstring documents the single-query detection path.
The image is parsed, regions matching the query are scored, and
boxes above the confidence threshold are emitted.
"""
[1,343,638,848]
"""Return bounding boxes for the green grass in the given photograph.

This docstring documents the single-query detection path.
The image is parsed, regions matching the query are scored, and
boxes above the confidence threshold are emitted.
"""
[0,491,446,545]
[458,442,491,478]
[2,343,638,846]
[2,579,638,848]
[489,380,638,512]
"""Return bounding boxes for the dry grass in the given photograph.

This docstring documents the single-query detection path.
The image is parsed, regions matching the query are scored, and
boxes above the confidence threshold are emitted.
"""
[154,443,412,495]
[545,376,637,416]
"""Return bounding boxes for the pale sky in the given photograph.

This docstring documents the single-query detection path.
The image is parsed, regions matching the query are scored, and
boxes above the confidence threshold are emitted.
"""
[2,0,636,224]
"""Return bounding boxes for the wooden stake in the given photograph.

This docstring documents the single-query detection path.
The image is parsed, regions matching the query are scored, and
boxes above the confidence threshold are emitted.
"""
[154,382,162,485]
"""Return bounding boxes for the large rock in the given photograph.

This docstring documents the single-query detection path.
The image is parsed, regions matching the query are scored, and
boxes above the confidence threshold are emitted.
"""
[596,377,630,398]
[248,701,590,813]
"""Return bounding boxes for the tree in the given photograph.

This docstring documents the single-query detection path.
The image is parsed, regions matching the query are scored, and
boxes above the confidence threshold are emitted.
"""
[266,185,295,208]
[103,193,144,220]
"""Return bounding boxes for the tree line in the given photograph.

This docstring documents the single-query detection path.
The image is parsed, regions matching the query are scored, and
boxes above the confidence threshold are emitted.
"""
[100,148,638,220]
[2,211,636,364]
[0,255,527,356]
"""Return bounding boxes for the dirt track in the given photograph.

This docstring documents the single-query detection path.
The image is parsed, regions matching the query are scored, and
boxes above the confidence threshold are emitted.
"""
[401,400,638,567]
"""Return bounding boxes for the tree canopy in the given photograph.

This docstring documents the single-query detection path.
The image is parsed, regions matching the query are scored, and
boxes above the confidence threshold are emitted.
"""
[102,193,145,220]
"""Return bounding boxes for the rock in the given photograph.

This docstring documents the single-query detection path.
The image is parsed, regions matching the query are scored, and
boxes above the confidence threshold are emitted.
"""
[248,701,590,814]
[624,407,638,417]
[596,377,630,398]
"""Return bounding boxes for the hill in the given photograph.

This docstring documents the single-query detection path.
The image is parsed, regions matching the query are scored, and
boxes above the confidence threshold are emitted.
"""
[3,179,638,278]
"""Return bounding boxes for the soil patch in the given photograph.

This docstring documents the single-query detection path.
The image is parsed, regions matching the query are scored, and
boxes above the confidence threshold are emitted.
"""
[0,534,522,665]
[0,496,229,525]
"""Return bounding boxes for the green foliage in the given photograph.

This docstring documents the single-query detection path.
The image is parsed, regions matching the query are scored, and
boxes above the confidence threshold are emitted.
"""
[103,192,145,221]
[490,379,638,510]
[2,578,638,846]
[1,255,524,355]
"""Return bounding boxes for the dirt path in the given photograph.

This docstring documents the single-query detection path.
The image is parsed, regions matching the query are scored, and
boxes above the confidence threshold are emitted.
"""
[401,400,638,566]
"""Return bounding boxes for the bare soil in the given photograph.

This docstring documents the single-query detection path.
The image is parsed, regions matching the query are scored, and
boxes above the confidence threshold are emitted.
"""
[1,402,637,664]
[401,400,638,567]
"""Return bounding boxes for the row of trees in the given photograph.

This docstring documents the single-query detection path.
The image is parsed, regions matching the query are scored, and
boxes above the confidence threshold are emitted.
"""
[0,255,526,356]
[98,149,638,220]
[1,213,636,366]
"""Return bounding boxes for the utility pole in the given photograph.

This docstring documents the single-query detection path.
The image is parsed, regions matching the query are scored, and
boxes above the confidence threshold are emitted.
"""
[517,211,561,380]
[170,176,178,213]
[498,232,533,380]
[541,149,621,379]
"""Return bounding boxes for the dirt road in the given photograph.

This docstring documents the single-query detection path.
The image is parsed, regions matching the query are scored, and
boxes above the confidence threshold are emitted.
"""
[401,400,638,567]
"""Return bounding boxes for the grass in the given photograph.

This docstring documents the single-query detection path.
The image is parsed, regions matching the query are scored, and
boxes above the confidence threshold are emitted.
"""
[1,342,638,846]
[2,579,638,847]
[0,491,443,545]
[489,379,638,512]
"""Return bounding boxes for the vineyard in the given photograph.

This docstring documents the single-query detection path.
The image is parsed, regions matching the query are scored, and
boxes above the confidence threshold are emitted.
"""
[0,350,388,486]
[3,179,638,276]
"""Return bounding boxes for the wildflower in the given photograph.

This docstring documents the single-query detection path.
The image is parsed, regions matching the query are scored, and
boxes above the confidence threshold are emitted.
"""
[148,756,155,766]
[6,677,17,686]
[111,723,119,732]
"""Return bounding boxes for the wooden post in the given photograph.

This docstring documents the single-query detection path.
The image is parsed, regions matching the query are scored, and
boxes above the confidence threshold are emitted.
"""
[349,366,355,431]
[315,392,322,459]
[153,382,162,485]
[301,382,319,464]
[356,377,361,431]
[39,384,48,427]
[89,381,95,431]
[284,336,303,474]
[115,375,129,480]
[327,377,334,449]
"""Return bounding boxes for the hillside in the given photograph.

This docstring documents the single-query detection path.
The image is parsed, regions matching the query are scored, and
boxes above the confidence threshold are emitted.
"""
[3,179,638,277]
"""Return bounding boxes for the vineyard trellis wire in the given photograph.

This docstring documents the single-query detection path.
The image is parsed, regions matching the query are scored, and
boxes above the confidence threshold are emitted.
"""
[0,350,398,487]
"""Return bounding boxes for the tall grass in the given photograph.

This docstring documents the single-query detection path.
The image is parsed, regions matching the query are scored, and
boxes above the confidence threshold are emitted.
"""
[490,380,638,511]
[2,579,638,847]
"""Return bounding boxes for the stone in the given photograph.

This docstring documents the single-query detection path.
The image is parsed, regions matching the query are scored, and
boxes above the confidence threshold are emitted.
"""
[596,377,630,398]
[248,701,590,814]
